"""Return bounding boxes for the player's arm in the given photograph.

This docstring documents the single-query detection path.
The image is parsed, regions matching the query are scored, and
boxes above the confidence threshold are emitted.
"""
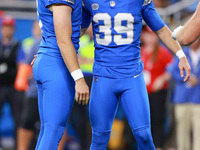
[50,4,89,105]
[155,26,191,82]
[81,4,92,36]
[172,2,200,46]
[142,1,191,82]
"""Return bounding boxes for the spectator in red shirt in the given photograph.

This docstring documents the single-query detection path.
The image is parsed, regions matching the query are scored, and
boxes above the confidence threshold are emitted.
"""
[141,26,173,150]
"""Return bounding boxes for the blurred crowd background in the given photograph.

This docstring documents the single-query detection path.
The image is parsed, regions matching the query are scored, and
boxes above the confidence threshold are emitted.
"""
[0,0,200,150]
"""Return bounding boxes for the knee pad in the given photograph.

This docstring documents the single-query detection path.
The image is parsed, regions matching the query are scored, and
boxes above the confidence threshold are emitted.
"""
[133,127,155,150]
[90,129,111,150]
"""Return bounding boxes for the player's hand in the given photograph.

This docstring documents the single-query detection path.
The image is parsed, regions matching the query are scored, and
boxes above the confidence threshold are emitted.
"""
[31,55,37,67]
[179,57,191,82]
[75,78,90,105]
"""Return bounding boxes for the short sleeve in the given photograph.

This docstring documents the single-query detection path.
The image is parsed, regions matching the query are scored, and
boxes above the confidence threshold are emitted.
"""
[142,1,165,31]
[81,5,92,28]
[44,0,75,9]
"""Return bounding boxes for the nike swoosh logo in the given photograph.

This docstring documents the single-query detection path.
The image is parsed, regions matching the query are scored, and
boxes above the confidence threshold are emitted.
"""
[134,74,141,78]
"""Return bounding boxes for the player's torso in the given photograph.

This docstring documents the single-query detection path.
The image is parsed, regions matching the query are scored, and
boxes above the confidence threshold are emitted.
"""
[83,0,145,66]
[36,0,82,56]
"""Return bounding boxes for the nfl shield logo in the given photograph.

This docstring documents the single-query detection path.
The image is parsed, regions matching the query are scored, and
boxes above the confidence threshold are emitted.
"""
[92,3,99,10]
[110,1,115,7]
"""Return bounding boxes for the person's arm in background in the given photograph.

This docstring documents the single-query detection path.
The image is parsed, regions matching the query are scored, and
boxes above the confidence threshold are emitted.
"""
[172,2,200,46]
[152,49,173,92]
[15,43,32,91]
[50,4,89,105]
[151,72,171,92]
[142,1,191,82]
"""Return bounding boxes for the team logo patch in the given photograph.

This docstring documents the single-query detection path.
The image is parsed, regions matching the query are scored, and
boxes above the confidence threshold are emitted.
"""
[94,77,98,82]
[92,3,99,10]
[110,1,115,7]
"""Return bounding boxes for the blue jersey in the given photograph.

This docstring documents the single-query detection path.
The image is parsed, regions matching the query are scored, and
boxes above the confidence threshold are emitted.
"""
[36,0,82,58]
[82,0,165,78]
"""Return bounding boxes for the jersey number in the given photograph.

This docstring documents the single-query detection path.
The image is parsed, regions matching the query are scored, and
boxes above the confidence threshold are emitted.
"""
[93,13,134,46]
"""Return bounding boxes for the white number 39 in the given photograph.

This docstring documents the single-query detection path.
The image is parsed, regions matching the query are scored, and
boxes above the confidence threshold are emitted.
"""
[93,13,134,46]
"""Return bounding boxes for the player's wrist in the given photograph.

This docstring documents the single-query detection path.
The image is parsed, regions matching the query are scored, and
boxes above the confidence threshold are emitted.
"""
[172,25,183,40]
[75,77,85,82]
[71,69,84,81]
[176,50,186,59]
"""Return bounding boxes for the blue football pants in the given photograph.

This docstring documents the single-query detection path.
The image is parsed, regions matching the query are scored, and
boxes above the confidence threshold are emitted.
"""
[89,73,155,150]
[33,54,75,150]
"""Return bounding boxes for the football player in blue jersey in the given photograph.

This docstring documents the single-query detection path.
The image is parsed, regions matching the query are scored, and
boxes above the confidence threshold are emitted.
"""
[81,0,191,149]
[32,0,89,149]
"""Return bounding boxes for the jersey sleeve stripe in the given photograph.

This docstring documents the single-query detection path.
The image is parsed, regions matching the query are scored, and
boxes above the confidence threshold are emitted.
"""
[63,0,74,5]
[143,0,152,6]
[45,0,75,9]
